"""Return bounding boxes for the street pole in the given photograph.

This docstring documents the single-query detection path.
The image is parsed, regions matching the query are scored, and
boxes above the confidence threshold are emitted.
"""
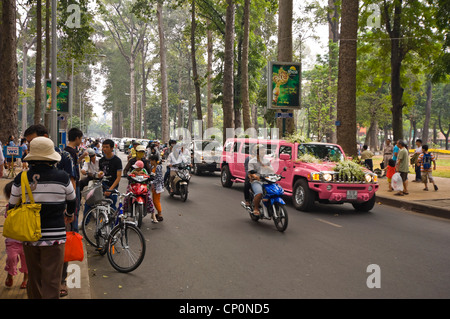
[50,0,58,145]
[69,58,74,128]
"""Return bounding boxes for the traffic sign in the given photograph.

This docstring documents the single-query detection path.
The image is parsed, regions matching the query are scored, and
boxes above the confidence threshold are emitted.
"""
[275,112,293,119]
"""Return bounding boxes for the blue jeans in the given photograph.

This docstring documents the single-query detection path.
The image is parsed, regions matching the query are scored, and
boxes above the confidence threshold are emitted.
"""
[251,181,264,195]
[71,186,80,232]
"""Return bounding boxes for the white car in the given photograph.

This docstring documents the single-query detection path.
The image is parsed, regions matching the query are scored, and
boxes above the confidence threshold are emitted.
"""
[190,140,223,175]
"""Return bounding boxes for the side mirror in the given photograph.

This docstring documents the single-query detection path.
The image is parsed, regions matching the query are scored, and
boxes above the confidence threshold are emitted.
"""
[279,154,290,161]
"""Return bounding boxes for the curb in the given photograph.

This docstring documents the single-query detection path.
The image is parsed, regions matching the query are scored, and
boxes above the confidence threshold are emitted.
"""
[376,195,450,220]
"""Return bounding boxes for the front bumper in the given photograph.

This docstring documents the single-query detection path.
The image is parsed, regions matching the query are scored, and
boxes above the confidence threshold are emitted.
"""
[308,182,378,203]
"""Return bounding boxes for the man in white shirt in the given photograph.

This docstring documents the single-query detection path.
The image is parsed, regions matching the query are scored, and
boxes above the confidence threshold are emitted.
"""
[412,139,422,182]
[167,144,190,192]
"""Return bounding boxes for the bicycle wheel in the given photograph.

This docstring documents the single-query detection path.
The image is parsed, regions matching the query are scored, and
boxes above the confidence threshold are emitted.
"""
[82,206,111,250]
[107,223,146,273]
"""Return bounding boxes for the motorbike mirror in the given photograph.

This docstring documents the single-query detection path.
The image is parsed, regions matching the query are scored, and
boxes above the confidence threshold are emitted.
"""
[283,167,287,171]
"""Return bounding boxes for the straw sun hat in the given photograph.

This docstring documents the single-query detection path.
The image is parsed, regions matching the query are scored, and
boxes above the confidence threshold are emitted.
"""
[24,136,61,162]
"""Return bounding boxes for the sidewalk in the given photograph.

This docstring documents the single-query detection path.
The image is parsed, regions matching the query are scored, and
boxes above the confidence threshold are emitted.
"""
[0,169,91,299]
[376,172,450,219]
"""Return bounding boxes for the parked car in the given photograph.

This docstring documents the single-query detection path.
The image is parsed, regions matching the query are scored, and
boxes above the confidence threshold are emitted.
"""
[190,139,223,175]
[119,137,132,152]
[220,138,379,212]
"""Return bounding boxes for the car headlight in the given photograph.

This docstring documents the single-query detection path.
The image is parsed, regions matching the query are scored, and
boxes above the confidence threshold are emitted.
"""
[365,174,373,183]
[323,173,333,182]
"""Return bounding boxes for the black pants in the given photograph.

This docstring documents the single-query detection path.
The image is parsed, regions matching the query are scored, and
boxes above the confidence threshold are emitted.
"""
[244,176,251,202]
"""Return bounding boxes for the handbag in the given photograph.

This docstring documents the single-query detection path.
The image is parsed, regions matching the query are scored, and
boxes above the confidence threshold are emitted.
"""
[3,172,42,242]
[64,231,84,262]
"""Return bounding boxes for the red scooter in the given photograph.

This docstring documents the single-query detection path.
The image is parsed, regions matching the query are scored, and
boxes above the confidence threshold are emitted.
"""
[127,173,152,228]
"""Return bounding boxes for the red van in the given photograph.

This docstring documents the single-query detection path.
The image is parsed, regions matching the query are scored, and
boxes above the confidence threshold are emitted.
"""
[220,138,378,212]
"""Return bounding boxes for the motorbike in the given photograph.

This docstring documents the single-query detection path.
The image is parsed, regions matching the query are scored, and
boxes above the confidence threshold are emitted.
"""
[126,173,153,228]
[241,169,288,232]
[165,164,191,202]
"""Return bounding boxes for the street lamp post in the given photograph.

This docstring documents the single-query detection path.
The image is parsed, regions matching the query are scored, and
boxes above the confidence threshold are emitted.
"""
[50,0,58,144]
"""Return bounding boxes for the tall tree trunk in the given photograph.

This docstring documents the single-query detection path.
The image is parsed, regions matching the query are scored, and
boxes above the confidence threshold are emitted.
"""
[34,0,42,124]
[241,0,252,132]
[0,0,19,142]
[276,0,295,137]
[422,80,432,143]
[130,59,136,137]
[157,2,169,143]
[326,0,339,143]
[191,0,202,137]
[222,0,235,142]
[206,21,213,129]
[336,0,359,158]
[382,0,405,142]
[22,39,29,133]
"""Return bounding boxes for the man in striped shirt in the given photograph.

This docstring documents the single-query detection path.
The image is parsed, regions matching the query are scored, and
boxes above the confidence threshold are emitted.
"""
[8,137,76,299]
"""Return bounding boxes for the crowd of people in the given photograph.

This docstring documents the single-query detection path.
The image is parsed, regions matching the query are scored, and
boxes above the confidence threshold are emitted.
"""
[0,125,178,299]
[378,138,439,196]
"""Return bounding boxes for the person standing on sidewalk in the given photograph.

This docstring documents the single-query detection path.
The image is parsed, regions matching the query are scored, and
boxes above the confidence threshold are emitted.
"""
[395,140,409,196]
[418,144,438,191]
[8,137,76,299]
[411,139,422,182]
[382,139,394,176]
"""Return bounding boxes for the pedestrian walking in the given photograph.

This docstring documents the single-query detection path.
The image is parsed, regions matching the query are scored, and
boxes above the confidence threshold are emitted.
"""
[8,136,76,299]
[382,139,394,176]
[20,138,28,171]
[411,139,422,182]
[417,144,438,191]
[360,145,374,172]
[3,180,28,289]
[395,140,409,196]
[386,159,396,192]
[149,154,164,222]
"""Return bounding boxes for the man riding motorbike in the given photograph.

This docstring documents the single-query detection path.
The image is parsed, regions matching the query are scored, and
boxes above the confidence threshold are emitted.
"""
[167,143,190,193]
[247,144,274,216]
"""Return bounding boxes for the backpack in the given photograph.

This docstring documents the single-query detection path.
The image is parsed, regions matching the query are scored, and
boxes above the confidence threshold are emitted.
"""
[422,153,432,170]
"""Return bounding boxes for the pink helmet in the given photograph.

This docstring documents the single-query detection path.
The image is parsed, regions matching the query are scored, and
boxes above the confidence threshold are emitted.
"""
[132,160,144,169]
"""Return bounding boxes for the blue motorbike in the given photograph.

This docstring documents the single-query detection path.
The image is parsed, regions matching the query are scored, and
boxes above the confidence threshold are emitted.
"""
[241,170,288,232]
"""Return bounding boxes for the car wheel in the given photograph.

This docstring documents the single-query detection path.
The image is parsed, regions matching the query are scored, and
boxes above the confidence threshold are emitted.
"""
[292,179,315,211]
[221,165,233,188]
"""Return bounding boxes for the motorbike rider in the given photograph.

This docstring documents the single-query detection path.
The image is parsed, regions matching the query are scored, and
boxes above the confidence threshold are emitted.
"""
[167,143,190,193]
[123,145,152,177]
[124,159,156,223]
[244,144,257,207]
[248,144,274,216]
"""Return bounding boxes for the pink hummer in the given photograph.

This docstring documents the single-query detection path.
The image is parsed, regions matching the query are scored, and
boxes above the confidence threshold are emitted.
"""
[220,138,378,212]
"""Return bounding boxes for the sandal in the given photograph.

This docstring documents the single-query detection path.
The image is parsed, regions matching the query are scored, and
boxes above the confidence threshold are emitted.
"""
[20,281,27,289]
[403,192,409,195]
[60,284,68,297]
[5,276,13,288]
[423,188,428,191]
[252,210,260,216]
[156,214,163,222]
[394,193,404,196]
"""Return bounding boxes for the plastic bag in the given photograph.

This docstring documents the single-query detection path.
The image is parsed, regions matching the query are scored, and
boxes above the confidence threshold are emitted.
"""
[391,172,404,192]
[64,231,84,263]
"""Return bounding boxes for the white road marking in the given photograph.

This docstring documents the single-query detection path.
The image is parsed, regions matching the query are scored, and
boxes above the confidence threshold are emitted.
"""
[315,218,343,228]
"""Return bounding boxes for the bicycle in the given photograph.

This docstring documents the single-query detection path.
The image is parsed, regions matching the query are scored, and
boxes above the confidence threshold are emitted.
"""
[81,181,146,272]
[81,177,117,255]
[106,196,146,273]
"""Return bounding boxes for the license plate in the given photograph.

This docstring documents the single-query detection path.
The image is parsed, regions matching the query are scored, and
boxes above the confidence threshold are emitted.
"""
[347,190,358,200]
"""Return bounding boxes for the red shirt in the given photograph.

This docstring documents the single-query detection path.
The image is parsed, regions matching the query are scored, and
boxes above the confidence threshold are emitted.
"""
[386,166,396,179]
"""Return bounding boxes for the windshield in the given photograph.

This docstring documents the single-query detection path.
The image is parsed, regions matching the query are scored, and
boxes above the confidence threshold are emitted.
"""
[194,141,223,152]
[298,144,344,162]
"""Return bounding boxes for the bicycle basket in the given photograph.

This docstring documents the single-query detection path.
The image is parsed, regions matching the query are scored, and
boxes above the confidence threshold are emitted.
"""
[84,184,104,206]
